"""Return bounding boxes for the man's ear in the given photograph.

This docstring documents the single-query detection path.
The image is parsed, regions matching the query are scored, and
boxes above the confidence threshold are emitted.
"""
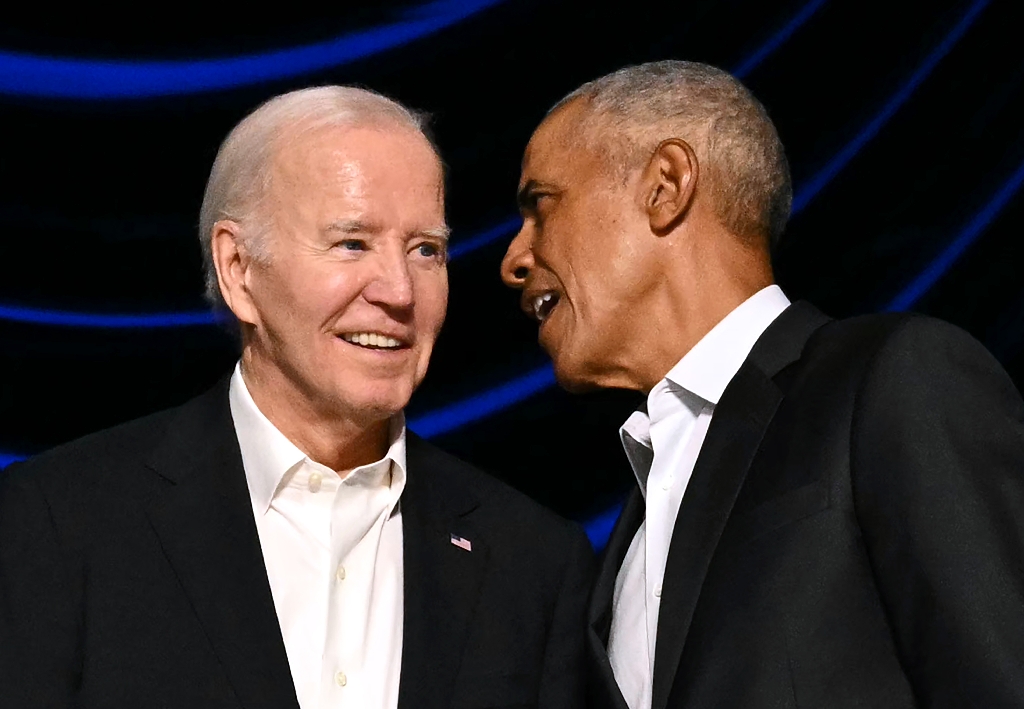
[642,138,699,234]
[210,220,260,327]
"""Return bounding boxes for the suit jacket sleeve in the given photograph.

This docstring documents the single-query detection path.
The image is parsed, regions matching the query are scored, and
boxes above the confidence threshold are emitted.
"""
[537,523,595,709]
[0,462,83,707]
[851,317,1024,707]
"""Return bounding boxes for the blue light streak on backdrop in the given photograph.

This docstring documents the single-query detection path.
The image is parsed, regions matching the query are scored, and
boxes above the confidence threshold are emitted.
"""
[408,365,557,438]
[0,0,506,100]
[885,155,1024,312]
[0,304,227,328]
[0,453,24,468]
[732,0,830,79]
[0,216,520,329]
[791,0,990,213]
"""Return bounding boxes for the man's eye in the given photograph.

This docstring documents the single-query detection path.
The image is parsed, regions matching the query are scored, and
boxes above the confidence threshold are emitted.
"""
[415,242,446,259]
[338,239,367,251]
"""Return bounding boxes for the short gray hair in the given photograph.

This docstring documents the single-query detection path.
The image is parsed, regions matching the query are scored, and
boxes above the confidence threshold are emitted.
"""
[553,61,791,247]
[198,85,434,309]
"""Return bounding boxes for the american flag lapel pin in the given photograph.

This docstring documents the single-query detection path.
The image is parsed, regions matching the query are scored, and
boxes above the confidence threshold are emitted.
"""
[449,533,472,552]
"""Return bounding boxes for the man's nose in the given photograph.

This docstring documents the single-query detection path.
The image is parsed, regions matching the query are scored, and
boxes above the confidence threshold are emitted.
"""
[500,225,533,290]
[365,247,415,309]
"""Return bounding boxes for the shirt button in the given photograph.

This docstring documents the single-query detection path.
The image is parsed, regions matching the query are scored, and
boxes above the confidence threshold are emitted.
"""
[336,564,346,581]
[654,585,662,598]
[335,671,347,687]
[308,472,323,493]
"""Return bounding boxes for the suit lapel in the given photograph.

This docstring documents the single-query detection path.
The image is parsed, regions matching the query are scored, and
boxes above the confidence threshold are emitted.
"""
[587,488,644,709]
[590,487,645,637]
[650,302,831,709]
[398,434,488,709]
[143,382,300,709]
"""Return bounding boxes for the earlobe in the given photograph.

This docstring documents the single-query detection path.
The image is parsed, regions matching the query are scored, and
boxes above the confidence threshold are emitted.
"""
[210,221,260,326]
[644,138,699,235]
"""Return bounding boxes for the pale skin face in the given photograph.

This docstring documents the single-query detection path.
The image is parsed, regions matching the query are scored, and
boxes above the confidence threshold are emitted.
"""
[212,122,448,471]
[501,99,774,394]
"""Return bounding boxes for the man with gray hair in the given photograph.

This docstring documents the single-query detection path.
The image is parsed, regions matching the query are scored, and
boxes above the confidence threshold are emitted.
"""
[0,86,593,709]
[502,61,1024,707]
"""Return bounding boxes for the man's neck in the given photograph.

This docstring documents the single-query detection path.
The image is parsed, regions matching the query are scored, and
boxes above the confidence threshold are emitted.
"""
[238,359,390,474]
[635,239,775,393]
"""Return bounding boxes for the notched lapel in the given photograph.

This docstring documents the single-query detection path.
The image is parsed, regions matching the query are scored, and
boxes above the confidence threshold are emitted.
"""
[398,436,489,709]
[143,386,299,709]
[650,364,784,709]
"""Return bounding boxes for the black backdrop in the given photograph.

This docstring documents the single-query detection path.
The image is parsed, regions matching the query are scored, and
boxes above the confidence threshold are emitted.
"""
[1,0,1022,543]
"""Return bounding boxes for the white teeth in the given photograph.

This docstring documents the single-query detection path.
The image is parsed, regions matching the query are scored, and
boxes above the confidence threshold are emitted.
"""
[341,333,404,349]
[533,292,557,321]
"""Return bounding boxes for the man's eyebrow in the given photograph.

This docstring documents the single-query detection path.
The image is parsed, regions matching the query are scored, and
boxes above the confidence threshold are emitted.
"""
[516,180,540,211]
[517,180,560,212]
[324,219,450,241]
[416,225,451,241]
[324,218,379,234]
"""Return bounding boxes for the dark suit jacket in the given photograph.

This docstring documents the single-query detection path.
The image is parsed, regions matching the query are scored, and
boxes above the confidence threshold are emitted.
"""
[0,379,594,709]
[588,302,1024,709]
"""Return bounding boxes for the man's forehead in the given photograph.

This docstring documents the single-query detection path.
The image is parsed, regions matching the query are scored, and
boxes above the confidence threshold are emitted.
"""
[271,123,442,189]
[522,104,603,185]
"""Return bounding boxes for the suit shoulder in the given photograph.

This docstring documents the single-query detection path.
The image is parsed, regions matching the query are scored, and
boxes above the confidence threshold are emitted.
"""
[800,310,992,375]
[810,311,1002,382]
[3,403,182,503]
[813,311,977,352]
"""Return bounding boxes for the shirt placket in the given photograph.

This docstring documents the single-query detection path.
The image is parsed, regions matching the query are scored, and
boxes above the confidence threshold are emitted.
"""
[320,463,393,708]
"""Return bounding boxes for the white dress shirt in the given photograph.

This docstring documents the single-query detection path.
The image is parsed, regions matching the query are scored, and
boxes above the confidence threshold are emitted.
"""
[608,286,791,709]
[228,365,405,709]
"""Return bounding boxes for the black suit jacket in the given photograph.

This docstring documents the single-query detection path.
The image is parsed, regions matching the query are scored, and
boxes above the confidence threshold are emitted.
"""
[0,379,594,709]
[589,302,1024,708]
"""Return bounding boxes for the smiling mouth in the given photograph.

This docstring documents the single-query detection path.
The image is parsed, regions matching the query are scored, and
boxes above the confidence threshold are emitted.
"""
[339,332,408,350]
[531,292,561,322]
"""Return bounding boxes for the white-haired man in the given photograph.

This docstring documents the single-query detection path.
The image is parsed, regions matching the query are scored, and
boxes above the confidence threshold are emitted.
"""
[502,61,1024,708]
[0,86,593,709]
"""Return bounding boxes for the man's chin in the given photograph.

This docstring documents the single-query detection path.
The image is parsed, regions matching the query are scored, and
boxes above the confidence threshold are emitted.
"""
[550,355,602,394]
[322,381,415,426]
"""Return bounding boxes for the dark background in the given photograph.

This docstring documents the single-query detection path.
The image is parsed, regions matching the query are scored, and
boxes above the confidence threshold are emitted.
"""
[1,0,1021,541]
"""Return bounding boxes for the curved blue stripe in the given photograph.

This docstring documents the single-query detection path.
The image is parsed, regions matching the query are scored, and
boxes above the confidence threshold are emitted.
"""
[791,0,989,214]
[408,364,555,438]
[447,216,521,260]
[0,0,506,99]
[0,452,26,469]
[0,215,520,329]
[733,0,831,79]
[0,303,226,328]
[885,155,1024,312]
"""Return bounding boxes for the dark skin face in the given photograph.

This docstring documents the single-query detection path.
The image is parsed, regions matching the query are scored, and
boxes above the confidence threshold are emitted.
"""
[501,99,775,394]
